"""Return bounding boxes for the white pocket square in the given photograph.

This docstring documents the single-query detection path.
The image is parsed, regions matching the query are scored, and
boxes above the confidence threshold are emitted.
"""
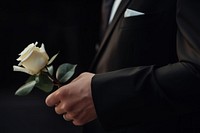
[124,9,145,18]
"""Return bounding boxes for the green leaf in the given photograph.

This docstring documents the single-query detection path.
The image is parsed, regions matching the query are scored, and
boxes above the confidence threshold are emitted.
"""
[46,65,54,75]
[41,65,54,76]
[35,73,54,92]
[47,53,59,65]
[56,63,77,83]
[15,80,37,96]
[26,75,37,83]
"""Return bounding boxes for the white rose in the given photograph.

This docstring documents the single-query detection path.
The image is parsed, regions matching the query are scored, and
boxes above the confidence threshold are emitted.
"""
[13,42,49,75]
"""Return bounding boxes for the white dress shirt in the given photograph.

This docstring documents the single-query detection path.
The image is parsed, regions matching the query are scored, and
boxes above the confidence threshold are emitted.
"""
[109,0,122,23]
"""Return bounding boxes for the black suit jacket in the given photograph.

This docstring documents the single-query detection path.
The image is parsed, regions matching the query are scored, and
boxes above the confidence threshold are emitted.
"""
[85,0,200,132]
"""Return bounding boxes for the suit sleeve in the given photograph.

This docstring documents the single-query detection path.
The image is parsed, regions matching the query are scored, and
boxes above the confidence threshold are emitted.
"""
[91,0,200,131]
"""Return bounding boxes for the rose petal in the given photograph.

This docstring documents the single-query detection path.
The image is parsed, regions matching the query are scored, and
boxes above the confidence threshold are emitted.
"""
[18,50,34,65]
[17,43,36,61]
[19,43,35,55]
[40,43,49,60]
[13,66,33,75]
[20,50,48,75]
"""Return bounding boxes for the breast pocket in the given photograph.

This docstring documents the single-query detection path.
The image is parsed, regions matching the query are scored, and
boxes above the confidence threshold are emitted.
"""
[120,12,163,30]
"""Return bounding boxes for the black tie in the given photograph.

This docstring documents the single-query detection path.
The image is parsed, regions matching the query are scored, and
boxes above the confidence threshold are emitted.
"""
[100,0,115,40]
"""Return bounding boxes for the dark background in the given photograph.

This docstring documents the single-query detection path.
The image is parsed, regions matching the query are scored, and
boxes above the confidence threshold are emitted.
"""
[0,1,101,133]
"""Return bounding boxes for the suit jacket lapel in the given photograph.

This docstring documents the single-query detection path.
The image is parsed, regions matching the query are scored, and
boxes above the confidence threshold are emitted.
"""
[100,0,130,50]
[90,0,130,71]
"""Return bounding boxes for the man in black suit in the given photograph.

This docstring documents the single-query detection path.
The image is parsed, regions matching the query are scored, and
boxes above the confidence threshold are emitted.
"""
[46,0,200,132]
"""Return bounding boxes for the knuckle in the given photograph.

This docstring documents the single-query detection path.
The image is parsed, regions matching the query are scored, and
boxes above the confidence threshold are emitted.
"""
[68,113,75,118]
[55,107,62,114]
[54,91,61,99]
[57,90,66,99]
[55,104,67,114]
[67,112,78,119]
[73,120,84,126]
[80,72,88,77]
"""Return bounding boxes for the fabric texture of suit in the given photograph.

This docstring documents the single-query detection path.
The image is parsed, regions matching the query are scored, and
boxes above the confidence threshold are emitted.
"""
[84,0,200,132]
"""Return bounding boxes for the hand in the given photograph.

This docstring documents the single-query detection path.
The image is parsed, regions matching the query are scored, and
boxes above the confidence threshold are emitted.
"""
[45,72,97,126]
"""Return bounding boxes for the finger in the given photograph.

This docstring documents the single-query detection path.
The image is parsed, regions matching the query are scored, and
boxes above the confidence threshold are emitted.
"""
[45,91,61,107]
[64,106,86,125]
[63,113,73,121]
[55,103,67,114]
[72,106,97,126]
